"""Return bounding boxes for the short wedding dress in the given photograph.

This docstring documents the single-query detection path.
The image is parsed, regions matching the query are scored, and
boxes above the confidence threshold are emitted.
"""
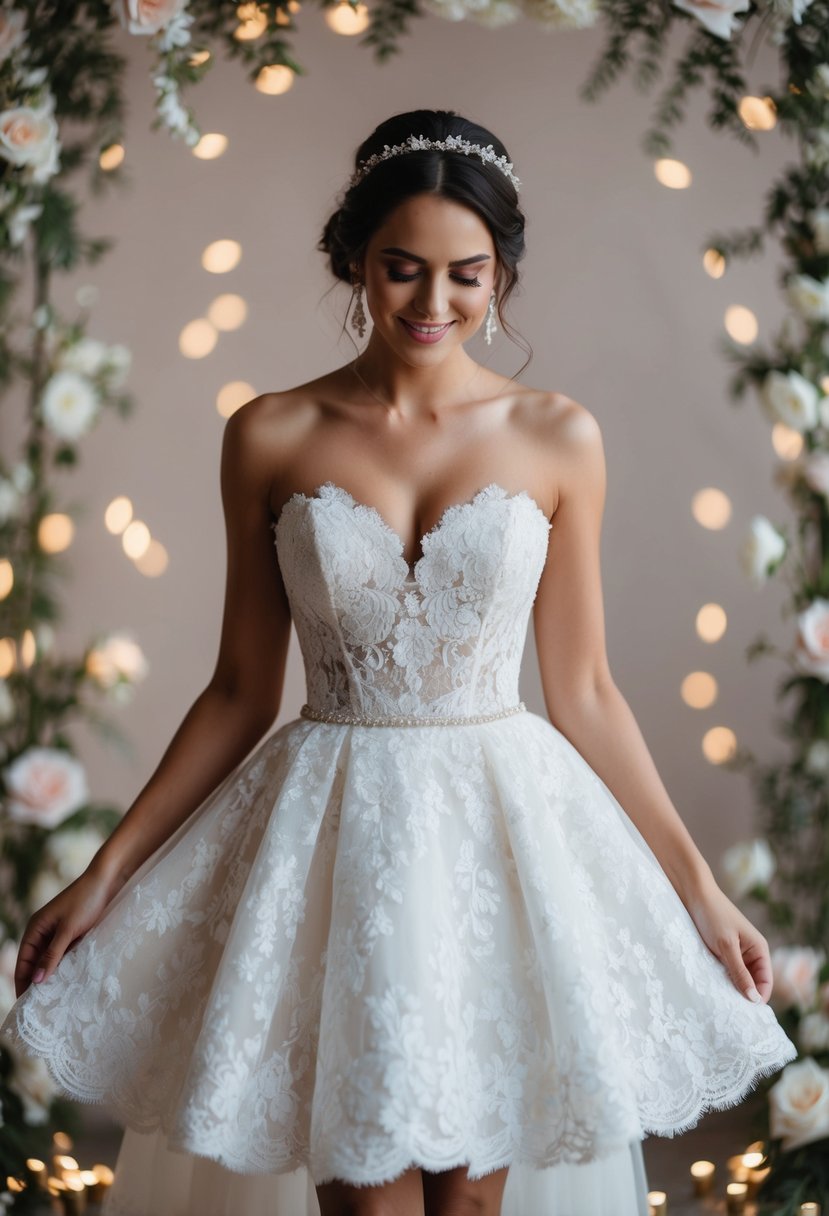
[1,480,798,1216]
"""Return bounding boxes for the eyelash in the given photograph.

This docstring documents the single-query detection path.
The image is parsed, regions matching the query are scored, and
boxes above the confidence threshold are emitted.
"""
[387,269,482,288]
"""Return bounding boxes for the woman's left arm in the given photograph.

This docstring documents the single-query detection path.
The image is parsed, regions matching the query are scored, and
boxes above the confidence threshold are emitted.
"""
[532,398,770,1005]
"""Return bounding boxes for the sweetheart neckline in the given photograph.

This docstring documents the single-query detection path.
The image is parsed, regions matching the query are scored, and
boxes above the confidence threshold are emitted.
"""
[272,480,552,574]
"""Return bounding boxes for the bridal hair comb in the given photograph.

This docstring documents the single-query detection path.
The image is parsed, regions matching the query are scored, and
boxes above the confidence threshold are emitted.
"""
[348,134,521,193]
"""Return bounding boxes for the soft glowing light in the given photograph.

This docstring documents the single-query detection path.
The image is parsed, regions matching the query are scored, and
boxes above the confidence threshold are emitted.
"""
[690,1160,716,1196]
[235,2,268,38]
[0,559,12,600]
[179,318,218,358]
[0,638,15,676]
[696,603,727,643]
[738,95,777,131]
[703,248,726,278]
[189,48,211,66]
[653,158,692,189]
[681,671,718,709]
[105,496,133,534]
[217,381,256,418]
[703,725,737,765]
[692,487,732,530]
[207,293,248,330]
[38,513,74,553]
[647,1192,667,1216]
[99,143,125,171]
[193,133,228,160]
[19,629,36,669]
[202,239,242,273]
[725,304,759,344]
[255,64,295,94]
[772,422,804,460]
[122,520,151,560]
[821,374,829,394]
[324,1,371,33]
[134,538,169,577]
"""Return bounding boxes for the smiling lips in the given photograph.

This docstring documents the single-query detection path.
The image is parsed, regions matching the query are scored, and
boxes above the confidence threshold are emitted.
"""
[398,317,455,344]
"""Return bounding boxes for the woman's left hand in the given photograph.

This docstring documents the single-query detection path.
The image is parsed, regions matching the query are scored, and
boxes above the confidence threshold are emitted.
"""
[683,881,772,1004]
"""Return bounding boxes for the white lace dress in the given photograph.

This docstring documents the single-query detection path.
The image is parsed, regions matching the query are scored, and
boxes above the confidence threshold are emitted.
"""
[0,481,797,1216]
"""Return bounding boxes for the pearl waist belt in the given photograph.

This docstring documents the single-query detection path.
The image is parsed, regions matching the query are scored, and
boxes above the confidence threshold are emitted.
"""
[299,701,527,727]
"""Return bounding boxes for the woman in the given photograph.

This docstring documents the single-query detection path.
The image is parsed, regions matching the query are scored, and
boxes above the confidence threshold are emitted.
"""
[2,109,797,1216]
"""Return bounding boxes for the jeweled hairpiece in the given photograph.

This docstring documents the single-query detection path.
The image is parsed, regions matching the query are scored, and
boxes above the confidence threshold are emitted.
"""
[349,133,521,193]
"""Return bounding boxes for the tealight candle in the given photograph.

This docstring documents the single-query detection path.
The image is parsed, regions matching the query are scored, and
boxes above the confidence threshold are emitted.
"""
[87,1163,114,1202]
[25,1158,49,1191]
[648,1190,667,1216]
[726,1181,748,1214]
[799,1204,821,1216]
[62,1175,87,1214]
[727,1153,750,1182]
[53,1154,79,1181]
[746,1163,771,1199]
[742,1151,764,1170]
[690,1160,715,1196]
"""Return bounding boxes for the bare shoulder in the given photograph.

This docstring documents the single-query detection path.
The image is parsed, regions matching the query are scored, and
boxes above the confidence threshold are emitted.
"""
[511,387,605,514]
[221,383,325,494]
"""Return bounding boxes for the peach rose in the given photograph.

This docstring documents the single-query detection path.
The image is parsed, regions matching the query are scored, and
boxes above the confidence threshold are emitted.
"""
[768,1057,829,1152]
[115,0,189,35]
[771,945,826,1013]
[0,105,59,181]
[3,746,89,829]
[795,599,829,681]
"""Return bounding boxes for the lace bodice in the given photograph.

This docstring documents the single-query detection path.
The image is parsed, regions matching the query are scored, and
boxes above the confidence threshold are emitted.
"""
[272,482,552,719]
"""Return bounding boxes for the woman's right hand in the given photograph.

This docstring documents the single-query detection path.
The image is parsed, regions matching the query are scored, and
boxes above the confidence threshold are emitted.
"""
[14,865,123,999]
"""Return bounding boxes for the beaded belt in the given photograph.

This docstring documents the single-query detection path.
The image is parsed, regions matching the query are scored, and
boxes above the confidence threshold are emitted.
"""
[299,701,527,727]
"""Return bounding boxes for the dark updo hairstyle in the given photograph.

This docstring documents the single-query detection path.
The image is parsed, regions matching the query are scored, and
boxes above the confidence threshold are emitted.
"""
[318,109,531,373]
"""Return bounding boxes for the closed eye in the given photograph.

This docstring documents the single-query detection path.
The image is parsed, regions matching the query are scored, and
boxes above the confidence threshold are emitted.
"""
[387,270,482,287]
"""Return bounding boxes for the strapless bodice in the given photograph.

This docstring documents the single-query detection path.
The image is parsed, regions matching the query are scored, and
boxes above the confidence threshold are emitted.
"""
[272,481,552,720]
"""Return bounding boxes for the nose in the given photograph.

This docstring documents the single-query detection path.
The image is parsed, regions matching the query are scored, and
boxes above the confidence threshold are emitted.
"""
[412,273,449,320]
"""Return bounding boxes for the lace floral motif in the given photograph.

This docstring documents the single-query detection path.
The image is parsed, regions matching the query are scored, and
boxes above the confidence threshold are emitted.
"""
[0,480,798,1195]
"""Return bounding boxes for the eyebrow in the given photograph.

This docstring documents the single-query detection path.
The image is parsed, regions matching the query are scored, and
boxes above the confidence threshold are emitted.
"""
[380,246,491,267]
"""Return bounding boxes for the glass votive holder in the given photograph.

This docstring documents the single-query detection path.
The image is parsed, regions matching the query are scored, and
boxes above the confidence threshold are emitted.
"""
[690,1160,715,1196]
[648,1190,667,1216]
[726,1181,748,1214]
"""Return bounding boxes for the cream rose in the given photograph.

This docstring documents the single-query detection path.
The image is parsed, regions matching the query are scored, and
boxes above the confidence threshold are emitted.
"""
[771,945,826,1013]
[672,0,750,39]
[85,630,148,689]
[738,516,786,584]
[760,369,819,431]
[787,273,829,322]
[57,336,109,377]
[769,1057,829,1152]
[3,746,89,828]
[44,825,105,882]
[799,1012,829,1054]
[0,105,59,178]
[115,0,189,35]
[27,868,65,913]
[795,599,829,681]
[720,838,775,900]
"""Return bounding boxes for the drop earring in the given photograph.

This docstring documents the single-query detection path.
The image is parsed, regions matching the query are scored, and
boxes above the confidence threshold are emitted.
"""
[350,280,366,339]
[484,290,497,345]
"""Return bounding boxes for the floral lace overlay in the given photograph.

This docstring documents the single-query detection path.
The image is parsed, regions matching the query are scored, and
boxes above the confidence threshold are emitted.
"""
[0,481,797,1194]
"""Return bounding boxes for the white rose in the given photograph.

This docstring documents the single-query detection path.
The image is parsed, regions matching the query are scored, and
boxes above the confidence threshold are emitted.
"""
[0,679,14,726]
[57,336,109,377]
[771,945,827,1013]
[799,1012,829,1054]
[795,599,829,681]
[720,838,775,900]
[27,867,65,912]
[156,5,194,49]
[0,9,27,65]
[812,207,829,254]
[787,273,829,322]
[739,516,786,584]
[800,451,829,500]
[6,1047,57,1123]
[115,0,189,35]
[0,475,20,523]
[760,369,819,431]
[804,739,829,775]
[39,369,100,440]
[0,104,58,173]
[44,825,105,882]
[85,630,148,689]
[3,746,89,828]
[672,0,750,39]
[769,1057,829,1152]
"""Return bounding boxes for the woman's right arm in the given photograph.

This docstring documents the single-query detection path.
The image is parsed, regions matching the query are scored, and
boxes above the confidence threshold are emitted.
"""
[16,396,293,994]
